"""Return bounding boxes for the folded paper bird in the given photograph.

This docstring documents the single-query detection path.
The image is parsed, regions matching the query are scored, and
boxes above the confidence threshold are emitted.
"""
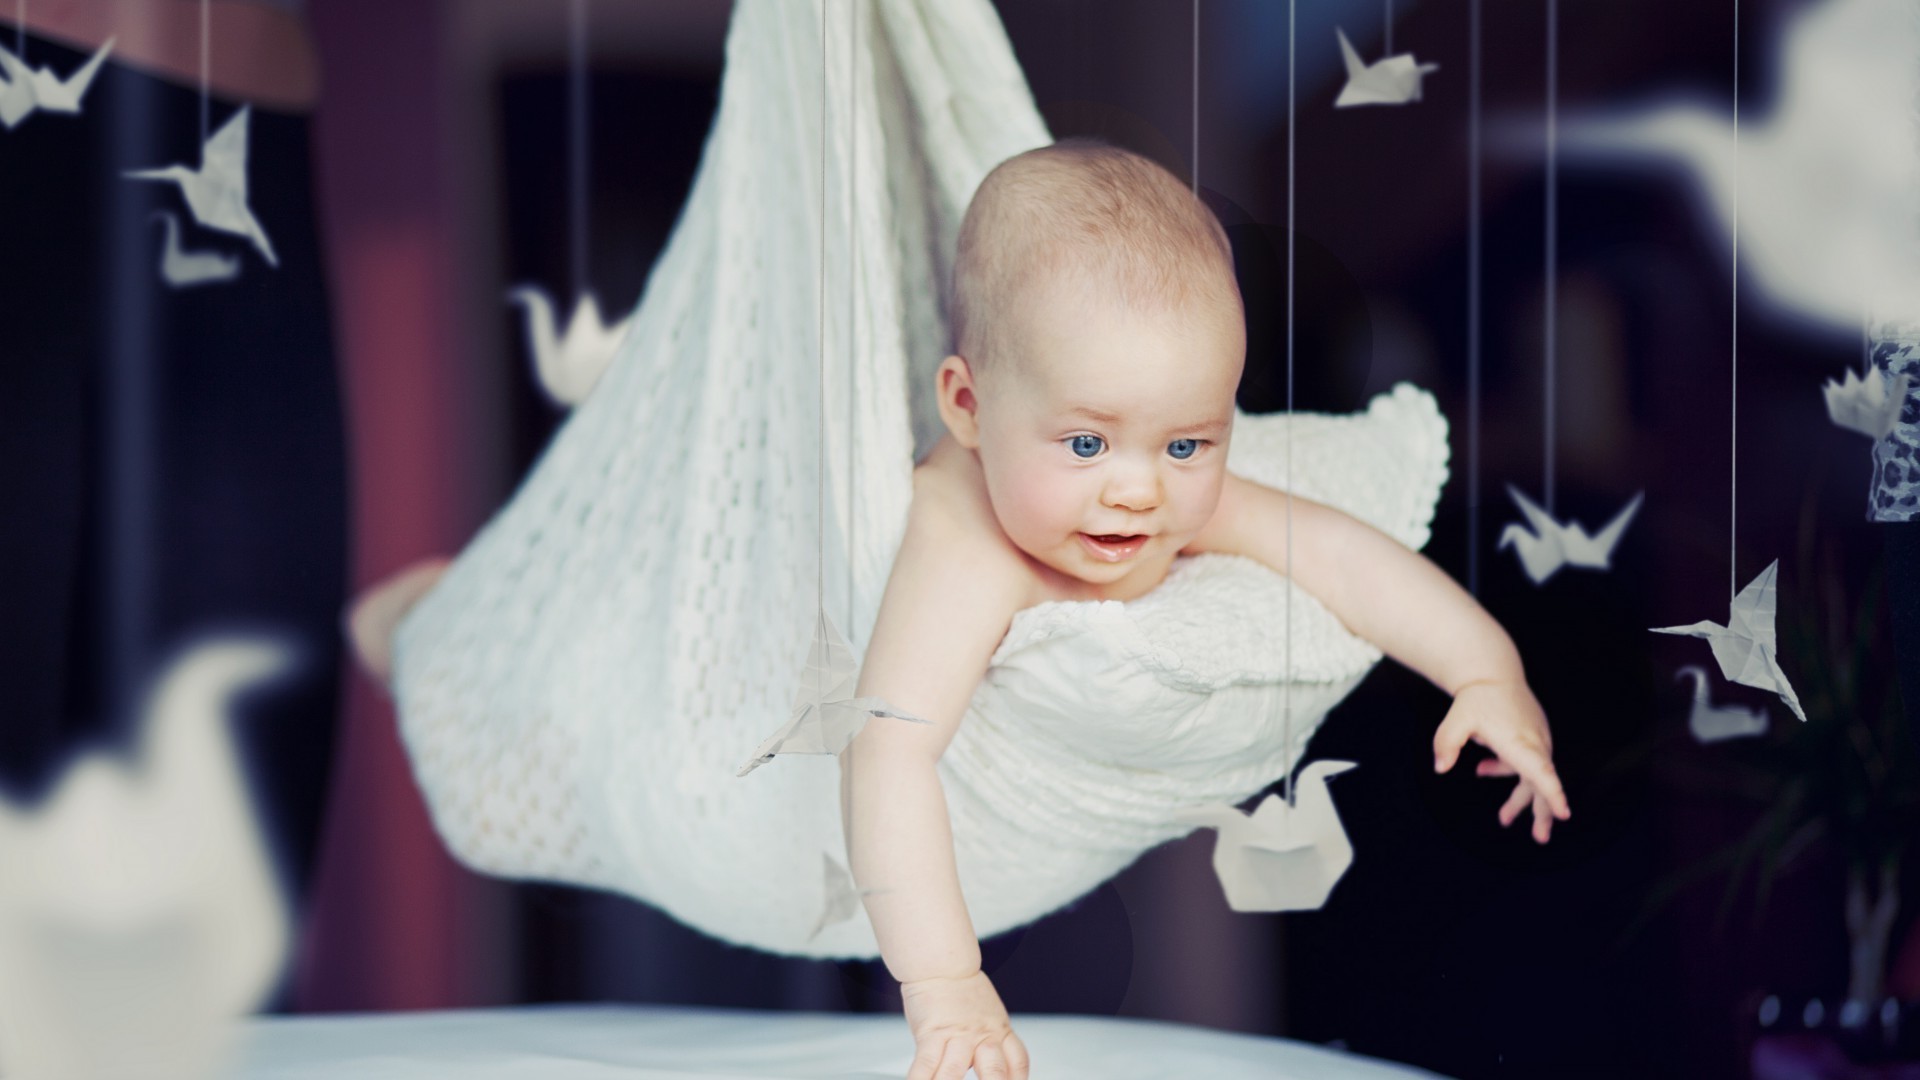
[507,286,633,408]
[1675,665,1769,744]
[0,36,113,129]
[1651,560,1807,723]
[1172,761,1357,913]
[125,106,278,268]
[153,212,241,289]
[1498,486,1644,585]
[736,609,930,777]
[1334,27,1439,108]
[1823,365,1910,441]
[0,635,294,1080]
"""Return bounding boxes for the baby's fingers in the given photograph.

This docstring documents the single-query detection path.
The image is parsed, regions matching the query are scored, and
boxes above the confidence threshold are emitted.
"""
[1531,792,1555,845]
[1482,733,1570,821]
[971,1040,1015,1080]
[1498,782,1532,827]
[1475,758,1517,778]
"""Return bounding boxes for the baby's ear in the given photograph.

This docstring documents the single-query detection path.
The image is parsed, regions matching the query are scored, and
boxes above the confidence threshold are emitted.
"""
[934,355,983,449]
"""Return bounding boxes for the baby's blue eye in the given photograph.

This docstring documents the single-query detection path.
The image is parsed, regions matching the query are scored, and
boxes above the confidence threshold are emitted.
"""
[1168,438,1199,460]
[1069,434,1104,458]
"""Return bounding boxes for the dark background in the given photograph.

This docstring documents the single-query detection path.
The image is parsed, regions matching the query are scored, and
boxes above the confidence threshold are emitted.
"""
[58,2,1896,1079]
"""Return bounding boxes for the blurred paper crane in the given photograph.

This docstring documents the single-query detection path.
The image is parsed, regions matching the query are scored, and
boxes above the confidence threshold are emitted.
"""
[125,106,279,268]
[0,36,113,129]
[1676,664,1770,744]
[1498,486,1644,585]
[1333,26,1439,108]
[153,212,241,289]
[1823,365,1909,441]
[1172,761,1358,913]
[0,635,295,1080]
[1652,560,1807,723]
[507,287,633,408]
[1511,0,1920,329]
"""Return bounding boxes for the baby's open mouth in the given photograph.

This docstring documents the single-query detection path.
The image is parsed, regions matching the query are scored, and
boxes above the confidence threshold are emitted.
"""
[1080,533,1147,561]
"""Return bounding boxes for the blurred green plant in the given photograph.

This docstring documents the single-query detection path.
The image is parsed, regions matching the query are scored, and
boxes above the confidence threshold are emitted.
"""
[1605,478,1919,1004]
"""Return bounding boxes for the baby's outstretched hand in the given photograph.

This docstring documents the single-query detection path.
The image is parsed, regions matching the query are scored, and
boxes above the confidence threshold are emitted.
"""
[900,969,1028,1080]
[1432,678,1571,844]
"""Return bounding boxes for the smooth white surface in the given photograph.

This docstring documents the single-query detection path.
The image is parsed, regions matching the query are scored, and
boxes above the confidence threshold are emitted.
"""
[237,1004,1453,1080]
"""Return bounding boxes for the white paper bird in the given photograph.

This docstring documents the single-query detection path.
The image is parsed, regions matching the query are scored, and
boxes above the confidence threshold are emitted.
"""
[736,610,931,777]
[0,37,113,129]
[0,635,294,1080]
[153,212,241,289]
[1532,0,1920,329]
[1333,27,1439,108]
[507,286,633,408]
[0,49,37,129]
[1823,365,1910,441]
[1172,761,1357,913]
[1498,486,1644,585]
[125,106,278,268]
[1675,665,1769,744]
[1651,560,1807,723]
[808,852,887,942]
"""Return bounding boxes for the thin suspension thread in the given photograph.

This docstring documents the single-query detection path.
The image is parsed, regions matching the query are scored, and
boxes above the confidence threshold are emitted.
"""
[570,0,590,302]
[1385,0,1393,55]
[1468,0,1482,596]
[1284,0,1296,808]
[1191,0,1198,197]
[1730,0,1740,604]
[1544,0,1558,517]
[200,0,210,143]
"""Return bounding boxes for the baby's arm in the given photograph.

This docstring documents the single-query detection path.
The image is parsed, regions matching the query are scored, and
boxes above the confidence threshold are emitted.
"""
[841,482,1033,1078]
[1188,473,1571,832]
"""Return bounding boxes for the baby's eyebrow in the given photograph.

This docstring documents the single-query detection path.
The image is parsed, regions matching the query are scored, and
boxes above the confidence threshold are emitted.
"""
[1065,405,1229,434]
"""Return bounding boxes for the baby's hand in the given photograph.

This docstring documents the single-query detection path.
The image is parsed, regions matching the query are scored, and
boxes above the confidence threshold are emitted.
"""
[899,969,1029,1080]
[1432,678,1571,844]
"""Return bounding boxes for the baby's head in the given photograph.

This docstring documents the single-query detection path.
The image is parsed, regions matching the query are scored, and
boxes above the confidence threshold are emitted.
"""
[936,136,1246,595]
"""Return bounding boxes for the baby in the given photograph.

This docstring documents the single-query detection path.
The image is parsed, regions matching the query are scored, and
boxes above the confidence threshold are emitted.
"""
[348,136,1570,1080]
[836,137,1568,1080]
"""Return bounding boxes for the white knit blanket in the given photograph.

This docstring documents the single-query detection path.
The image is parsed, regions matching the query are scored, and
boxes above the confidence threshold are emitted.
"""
[389,0,1450,959]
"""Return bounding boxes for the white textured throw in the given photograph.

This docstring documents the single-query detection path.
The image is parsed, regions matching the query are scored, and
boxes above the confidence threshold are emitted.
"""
[390,0,1450,959]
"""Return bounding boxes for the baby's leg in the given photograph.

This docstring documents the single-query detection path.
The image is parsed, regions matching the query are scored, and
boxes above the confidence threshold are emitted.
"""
[345,556,452,689]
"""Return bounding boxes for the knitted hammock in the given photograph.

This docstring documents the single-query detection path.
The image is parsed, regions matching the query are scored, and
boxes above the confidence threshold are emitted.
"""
[390,0,1450,959]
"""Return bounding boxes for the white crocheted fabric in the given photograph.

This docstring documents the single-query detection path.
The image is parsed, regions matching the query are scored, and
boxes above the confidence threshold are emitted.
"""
[389,0,1451,960]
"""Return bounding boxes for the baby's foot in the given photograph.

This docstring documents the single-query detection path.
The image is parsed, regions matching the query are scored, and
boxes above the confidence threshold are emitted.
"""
[345,556,452,690]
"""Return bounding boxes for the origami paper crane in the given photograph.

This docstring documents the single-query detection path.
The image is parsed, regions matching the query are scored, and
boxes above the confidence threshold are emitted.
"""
[1823,365,1910,441]
[736,609,930,777]
[0,635,293,1080]
[153,211,241,289]
[1172,761,1357,913]
[125,106,278,267]
[1333,27,1439,108]
[506,286,633,407]
[1651,560,1807,723]
[1498,486,1644,585]
[1675,665,1769,744]
[807,852,888,942]
[0,36,113,129]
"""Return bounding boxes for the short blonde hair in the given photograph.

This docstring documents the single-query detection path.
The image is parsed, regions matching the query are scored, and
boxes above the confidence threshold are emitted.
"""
[949,136,1241,386]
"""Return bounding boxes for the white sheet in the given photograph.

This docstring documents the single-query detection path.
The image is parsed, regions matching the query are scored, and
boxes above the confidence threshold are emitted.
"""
[236,1004,1453,1079]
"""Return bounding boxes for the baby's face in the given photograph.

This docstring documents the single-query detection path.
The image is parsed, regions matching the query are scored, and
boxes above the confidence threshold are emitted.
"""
[973,291,1244,597]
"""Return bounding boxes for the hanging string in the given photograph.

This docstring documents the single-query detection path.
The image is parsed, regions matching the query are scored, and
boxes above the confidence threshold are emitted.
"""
[1467,0,1482,596]
[1544,0,1558,517]
[818,0,828,633]
[16,1,24,61]
[1191,0,1198,197]
[199,0,210,144]
[1283,0,1296,808]
[848,0,857,643]
[1730,0,1740,605]
[570,0,590,303]
[1384,0,1393,55]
